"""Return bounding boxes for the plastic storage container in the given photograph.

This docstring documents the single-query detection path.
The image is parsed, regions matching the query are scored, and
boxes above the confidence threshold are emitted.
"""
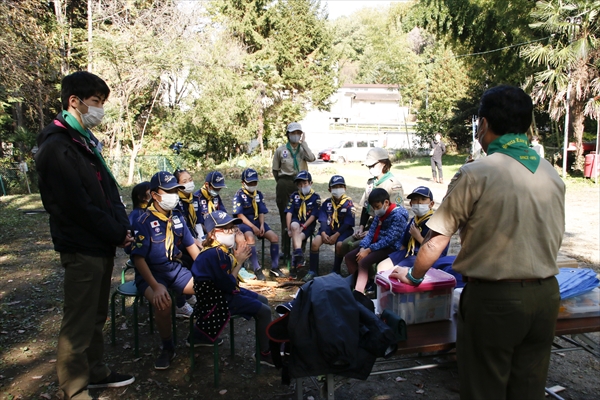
[376,268,456,325]
[558,287,600,319]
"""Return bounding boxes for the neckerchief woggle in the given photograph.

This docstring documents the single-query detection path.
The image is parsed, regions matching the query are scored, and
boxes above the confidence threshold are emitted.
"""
[178,191,197,227]
[486,133,540,173]
[147,203,175,261]
[286,142,300,173]
[242,188,259,219]
[298,189,315,221]
[406,209,434,257]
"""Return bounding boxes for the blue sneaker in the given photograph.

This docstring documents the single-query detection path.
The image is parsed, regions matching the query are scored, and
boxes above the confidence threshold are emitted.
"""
[238,268,256,281]
[302,271,317,282]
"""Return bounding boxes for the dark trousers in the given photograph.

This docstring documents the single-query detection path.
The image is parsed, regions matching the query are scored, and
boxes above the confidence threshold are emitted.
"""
[457,277,559,400]
[57,253,113,400]
[275,177,297,257]
[431,157,443,180]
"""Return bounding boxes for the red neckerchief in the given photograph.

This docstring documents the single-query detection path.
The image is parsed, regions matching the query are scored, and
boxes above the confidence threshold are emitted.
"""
[373,203,396,243]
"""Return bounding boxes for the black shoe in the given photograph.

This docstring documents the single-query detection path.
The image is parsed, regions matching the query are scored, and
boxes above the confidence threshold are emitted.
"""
[255,268,266,281]
[269,267,287,278]
[88,371,135,389]
[186,334,224,348]
[154,347,176,370]
[289,266,298,280]
[253,351,275,367]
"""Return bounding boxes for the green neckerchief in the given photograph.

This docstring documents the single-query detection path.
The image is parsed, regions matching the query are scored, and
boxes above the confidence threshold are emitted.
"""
[487,133,540,173]
[367,171,393,213]
[286,142,300,173]
[61,110,120,188]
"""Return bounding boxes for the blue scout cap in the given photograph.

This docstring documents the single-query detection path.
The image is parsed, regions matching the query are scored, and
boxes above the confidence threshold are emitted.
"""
[150,171,184,191]
[204,211,242,233]
[329,175,346,187]
[286,122,303,133]
[294,170,312,183]
[407,186,433,201]
[241,168,259,183]
[205,171,227,188]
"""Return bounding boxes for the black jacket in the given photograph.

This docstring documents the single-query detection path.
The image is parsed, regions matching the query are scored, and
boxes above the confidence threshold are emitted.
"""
[35,113,129,257]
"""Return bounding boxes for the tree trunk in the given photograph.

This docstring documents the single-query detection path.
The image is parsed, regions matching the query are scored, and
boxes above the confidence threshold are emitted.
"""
[53,0,69,76]
[127,143,142,185]
[87,0,93,72]
[571,97,586,172]
[257,108,265,155]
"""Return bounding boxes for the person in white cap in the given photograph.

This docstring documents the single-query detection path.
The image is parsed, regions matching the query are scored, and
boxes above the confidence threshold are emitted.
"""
[272,122,316,261]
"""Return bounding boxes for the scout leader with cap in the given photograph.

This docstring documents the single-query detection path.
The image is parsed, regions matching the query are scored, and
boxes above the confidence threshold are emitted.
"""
[130,171,201,370]
[284,170,322,278]
[194,171,228,233]
[190,211,275,367]
[232,168,285,280]
[272,122,316,261]
[304,175,355,282]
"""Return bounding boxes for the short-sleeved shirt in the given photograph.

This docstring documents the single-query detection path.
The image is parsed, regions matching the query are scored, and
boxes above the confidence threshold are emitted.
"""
[131,209,195,272]
[284,191,321,226]
[175,193,201,238]
[318,197,355,236]
[232,189,268,224]
[427,154,565,280]
[359,174,405,217]
[194,190,227,226]
[272,141,316,178]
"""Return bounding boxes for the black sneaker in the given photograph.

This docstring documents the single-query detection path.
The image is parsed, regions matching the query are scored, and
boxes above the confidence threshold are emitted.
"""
[254,268,266,281]
[88,371,135,389]
[154,347,176,370]
[186,334,224,348]
[289,266,298,280]
[269,267,287,278]
[253,351,275,367]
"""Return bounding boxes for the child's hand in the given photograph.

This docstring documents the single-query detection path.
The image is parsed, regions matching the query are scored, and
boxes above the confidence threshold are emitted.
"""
[252,225,261,236]
[234,241,252,265]
[151,284,171,311]
[409,223,423,242]
[259,224,265,236]
[356,248,371,261]
[353,226,363,239]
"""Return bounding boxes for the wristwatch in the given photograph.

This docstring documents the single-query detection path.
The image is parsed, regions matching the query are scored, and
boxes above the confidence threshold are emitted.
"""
[406,267,424,286]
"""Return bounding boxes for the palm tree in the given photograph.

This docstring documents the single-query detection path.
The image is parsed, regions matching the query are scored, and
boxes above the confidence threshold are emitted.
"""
[521,0,599,173]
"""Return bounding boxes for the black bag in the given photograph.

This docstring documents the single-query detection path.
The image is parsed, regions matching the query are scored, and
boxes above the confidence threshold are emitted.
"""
[381,309,407,342]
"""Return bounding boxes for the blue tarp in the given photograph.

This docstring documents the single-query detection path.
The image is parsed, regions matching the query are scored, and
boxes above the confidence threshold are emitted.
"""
[556,268,600,300]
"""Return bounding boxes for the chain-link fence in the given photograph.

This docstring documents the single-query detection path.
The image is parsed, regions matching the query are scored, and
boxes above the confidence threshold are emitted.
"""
[106,154,183,185]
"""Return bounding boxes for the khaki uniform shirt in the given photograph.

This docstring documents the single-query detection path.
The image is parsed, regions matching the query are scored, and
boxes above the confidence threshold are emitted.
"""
[359,174,405,217]
[272,141,316,178]
[427,154,565,280]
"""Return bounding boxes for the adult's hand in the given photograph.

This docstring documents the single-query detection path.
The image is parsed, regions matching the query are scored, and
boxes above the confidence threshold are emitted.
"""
[389,266,411,284]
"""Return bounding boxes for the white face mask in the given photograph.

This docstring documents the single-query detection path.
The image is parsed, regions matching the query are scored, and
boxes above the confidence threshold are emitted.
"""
[300,185,312,196]
[158,192,179,211]
[207,188,219,197]
[477,121,488,152]
[369,163,383,177]
[289,134,301,144]
[374,205,388,217]
[243,183,257,193]
[182,181,195,194]
[77,98,105,128]
[215,232,235,248]
[331,188,345,199]
[412,204,431,217]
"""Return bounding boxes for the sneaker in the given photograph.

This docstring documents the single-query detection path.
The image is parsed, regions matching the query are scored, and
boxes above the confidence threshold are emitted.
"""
[238,268,256,281]
[186,334,224,348]
[154,347,176,370]
[253,351,275,367]
[88,371,135,389]
[175,303,193,319]
[302,271,317,282]
[186,295,197,306]
[289,266,298,280]
[269,267,287,278]
[254,268,266,281]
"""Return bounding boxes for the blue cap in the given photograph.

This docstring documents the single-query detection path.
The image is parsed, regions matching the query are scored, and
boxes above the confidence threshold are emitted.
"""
[205,171,227,188]
[329,175,346,187]
[241,168,259,183]
[407,186,433,201]
[294,170,312,183]
[204,211,242,233]
[150,171,184,191]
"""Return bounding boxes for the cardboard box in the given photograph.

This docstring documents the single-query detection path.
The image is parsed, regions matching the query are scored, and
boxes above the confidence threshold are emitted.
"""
[376,268,456,325]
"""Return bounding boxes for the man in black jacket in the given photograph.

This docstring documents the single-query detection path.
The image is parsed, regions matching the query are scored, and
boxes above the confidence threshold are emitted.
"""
[35,71,134,400]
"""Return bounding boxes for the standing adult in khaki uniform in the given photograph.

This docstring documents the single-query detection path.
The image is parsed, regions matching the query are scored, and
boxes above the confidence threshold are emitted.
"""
[390,85,565,399]
[272,122,316,259]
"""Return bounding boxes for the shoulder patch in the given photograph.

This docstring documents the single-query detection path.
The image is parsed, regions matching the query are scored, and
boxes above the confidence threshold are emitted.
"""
[446,170,463,195]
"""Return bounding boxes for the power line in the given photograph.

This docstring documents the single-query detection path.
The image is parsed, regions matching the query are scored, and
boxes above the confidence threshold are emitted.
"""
[449,36,553,60]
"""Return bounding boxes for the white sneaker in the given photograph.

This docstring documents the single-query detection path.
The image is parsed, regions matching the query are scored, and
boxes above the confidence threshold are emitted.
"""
[187,295,197,306]
[175,303,193,319]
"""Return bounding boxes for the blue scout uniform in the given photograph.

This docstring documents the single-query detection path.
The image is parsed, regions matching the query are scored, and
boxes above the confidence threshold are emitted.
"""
[388,213,448,266]
[284,190,321,235]
[232,188,272,233]
[176,192,201,238]
[131,208,194,294]
[318,196,355,242]
[124,207,146,255]
[194,188,227,227]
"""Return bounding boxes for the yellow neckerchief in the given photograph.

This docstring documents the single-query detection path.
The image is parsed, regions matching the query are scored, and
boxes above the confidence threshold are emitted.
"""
[406,209,434,256]
[330,194,350,230]
[242,188,258,219]
[200,186,216,213]
[147,203,174,260]
[298,189,314,221]
[178,191,197,227]
[200,240,240,283]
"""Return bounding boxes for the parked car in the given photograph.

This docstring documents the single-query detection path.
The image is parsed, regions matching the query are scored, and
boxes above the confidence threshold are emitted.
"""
[318,147,333,162]
[330,139,379,163]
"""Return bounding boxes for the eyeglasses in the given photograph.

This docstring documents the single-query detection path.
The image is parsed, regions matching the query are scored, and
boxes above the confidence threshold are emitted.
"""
[215,227,238,234]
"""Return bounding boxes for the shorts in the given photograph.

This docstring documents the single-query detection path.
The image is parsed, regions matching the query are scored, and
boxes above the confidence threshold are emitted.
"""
[135,262,192,295]
[227,287,262,319]
[321,229,352,244]
[388,249,415,267]
[239,221,272,235]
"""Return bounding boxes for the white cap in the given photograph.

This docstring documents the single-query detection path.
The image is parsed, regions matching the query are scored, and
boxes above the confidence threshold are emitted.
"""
[364,147,389,165]
[286,122,303,133]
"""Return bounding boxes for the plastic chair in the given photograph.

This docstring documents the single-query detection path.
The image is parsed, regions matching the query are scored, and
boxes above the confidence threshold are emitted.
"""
[110,260,177,357]
[189,314,261,387]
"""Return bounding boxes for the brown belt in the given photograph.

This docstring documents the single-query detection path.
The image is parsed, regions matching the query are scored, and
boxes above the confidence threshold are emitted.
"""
[464,276,552,284]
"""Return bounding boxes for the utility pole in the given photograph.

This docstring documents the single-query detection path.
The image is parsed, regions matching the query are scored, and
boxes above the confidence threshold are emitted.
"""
[87,0,93,72]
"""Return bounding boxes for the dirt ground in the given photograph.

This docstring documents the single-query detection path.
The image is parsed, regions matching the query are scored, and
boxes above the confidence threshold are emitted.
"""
[0,163,598,400]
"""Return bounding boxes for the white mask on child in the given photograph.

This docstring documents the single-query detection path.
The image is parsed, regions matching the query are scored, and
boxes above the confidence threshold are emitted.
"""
[411,204,430,217]
[301,185,312,196]
[331,188,345,199]
[182,182,195,194]
[374,205,388,217]
[215,232,235,248]
[77,98,105,128]
[158,193,179,211]
[243,183,257,193]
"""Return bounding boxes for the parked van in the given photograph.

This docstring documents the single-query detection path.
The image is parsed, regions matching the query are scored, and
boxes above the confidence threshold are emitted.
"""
[330,138,379,163]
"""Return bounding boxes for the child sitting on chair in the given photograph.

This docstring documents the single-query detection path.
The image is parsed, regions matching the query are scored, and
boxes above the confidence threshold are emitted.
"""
[285,170,321,279]
[194,171,228,234]
[190,211,274,367]
[232,168,283,281]
[304,175,355,282]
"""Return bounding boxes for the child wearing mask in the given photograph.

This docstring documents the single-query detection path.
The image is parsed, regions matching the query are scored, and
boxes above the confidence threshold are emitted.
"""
[345,188,408,293]
[304,175,355,282]
[194,171,228,234]
[284,170,321,279]
[128,181,151,226]
[190,211,274,367]
[377,186,448,272]
[174,169,203,244]
[232,168,283,280]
